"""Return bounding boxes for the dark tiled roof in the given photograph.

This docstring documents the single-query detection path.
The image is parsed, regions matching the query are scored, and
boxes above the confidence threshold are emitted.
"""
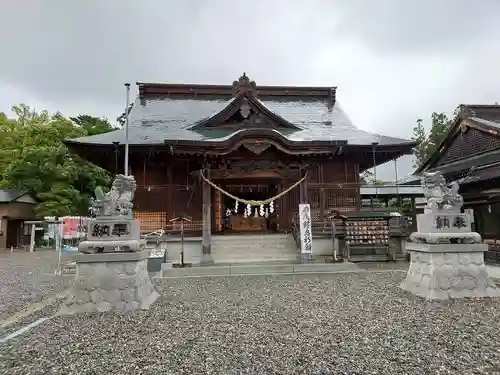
[460,104,500,124]
[459,162,500,185]
[66,84,414,147]
[0,189,31,203]
[415,104,500,174]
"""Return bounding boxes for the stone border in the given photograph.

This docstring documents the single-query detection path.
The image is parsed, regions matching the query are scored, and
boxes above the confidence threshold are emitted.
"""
[71,250,151,263]
[406,243,487,253]
[158,262,363,278]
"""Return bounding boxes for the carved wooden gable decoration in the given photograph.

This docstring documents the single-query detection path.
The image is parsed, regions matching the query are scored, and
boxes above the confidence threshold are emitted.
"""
[189,73,301,132]
[211,159,298,179]
[242,141,271,155]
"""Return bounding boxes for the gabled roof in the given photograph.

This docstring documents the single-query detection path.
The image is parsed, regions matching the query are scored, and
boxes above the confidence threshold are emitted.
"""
[65,74,415,151]
[0,189,36,204]
[416,104,500,174]
[188,76,302,131]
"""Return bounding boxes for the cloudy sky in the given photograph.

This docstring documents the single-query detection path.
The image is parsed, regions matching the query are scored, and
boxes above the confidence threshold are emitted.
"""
[1,0,499,180]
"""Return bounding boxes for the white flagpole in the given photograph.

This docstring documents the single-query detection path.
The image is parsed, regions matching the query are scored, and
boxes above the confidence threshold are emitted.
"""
[124,83,131,176]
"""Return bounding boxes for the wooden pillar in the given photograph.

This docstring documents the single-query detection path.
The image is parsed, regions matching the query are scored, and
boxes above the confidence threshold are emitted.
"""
[299,168,308,204]
[277,182,286,232]
[319,164,325,220]
[166,164,173,226]
[319,188,325,221]
[201,168,214,265]
[355,163,361,211]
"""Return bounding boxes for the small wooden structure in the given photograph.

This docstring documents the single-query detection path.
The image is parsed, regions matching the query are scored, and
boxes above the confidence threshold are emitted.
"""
[0,189,37,251]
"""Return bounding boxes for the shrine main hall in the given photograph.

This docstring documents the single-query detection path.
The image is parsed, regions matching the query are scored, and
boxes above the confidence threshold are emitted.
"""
[65,74,415,263]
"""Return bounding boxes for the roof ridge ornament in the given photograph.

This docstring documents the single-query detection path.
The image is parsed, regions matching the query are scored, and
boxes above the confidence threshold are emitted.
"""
[457,104,474,118]
[232,73,257,97]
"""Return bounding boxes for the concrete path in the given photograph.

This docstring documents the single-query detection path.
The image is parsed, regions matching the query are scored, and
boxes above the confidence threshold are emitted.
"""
[486,265,500,279]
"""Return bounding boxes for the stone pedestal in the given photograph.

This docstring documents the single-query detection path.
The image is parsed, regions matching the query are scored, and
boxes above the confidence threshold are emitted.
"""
[400,243,499,300]
[79,217,145,253]
[300,253,313,264]
[200,252,215,265]
[58,250,159,315]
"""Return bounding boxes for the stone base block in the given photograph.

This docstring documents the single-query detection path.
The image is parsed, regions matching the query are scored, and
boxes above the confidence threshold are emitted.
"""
[300,253,313,264]
[200,252,214,266]
[400,244,499,300]
[58,250,159,315]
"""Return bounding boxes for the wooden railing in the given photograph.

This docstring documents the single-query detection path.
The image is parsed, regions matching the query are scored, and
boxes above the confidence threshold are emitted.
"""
[283,183,358,231]
[134,184,202,234]
[291,213,341,250]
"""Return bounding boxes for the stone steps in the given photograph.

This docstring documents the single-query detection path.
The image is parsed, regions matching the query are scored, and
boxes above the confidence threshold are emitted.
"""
[211,234,298,263]
[159,262,361,278]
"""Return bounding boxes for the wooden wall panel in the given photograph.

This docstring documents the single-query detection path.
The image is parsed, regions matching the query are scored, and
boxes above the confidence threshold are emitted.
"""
[321,161,357,184]
[132,159,168,186]
[306,164,319,183]
[0,203,36,219]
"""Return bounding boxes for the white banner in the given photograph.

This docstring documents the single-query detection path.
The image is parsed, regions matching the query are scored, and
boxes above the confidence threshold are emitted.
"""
[299,204,312,254]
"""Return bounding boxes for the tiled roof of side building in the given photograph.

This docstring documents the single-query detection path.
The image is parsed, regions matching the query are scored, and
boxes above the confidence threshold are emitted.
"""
[0,189,32,203]
[461,104,500,124]
[66,83,415,147]
[458,162,500,185]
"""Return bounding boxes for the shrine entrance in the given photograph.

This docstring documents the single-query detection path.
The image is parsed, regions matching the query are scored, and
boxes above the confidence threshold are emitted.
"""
[201,157,307,236]
[218,179,280,233]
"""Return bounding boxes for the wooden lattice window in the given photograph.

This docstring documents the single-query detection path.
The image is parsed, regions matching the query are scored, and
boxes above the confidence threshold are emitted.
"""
[133,212,166,233]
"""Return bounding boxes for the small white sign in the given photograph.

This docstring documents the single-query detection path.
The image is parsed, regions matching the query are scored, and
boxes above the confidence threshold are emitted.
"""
[299,204,313,254]
[149,248,166,258]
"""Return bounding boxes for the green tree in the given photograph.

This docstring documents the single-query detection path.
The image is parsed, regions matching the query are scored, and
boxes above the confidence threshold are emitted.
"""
[0,112,22,177]
[70,115,117,136]
[0,105,111,217]
[412,112,450,169]
[359,170,385,185]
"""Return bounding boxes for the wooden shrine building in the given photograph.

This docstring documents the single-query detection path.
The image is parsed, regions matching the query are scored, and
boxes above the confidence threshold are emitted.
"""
[65,74,415,257]
[416,104,500,239]
[0,189,37,251]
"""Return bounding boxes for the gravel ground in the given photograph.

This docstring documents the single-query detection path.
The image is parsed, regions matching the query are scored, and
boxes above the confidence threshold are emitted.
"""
[357,261,409,271]
[2,272,500,375]
[0,300,64,338]
[0,251,73,322]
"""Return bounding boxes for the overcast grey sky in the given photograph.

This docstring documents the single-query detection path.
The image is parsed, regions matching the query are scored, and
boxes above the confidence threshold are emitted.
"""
[1,0,499,180]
